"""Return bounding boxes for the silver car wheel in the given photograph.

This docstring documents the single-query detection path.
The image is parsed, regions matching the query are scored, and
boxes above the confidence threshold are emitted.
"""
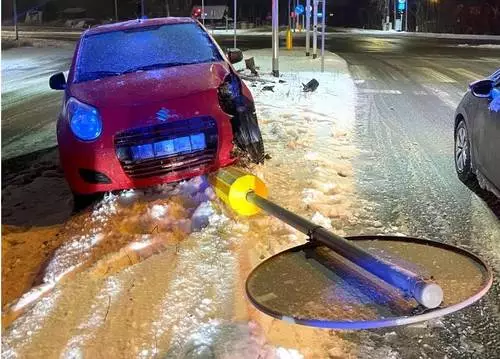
[455,125,468,173]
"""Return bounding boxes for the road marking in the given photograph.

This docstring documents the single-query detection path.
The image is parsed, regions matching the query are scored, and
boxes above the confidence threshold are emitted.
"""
[479,57,500,63]
[421,84,460,109]
[360,89,402,94]
[417,67,457,83]
[385,69,402,81]
[350,65,376,80]
[450,68,484,80]
[413,90,428,96]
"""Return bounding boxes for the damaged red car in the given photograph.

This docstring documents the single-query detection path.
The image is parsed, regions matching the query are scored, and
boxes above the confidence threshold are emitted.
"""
[49,17,264,203]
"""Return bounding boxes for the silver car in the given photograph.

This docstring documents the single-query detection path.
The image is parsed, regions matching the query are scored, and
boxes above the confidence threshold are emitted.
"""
[454,69,500,198]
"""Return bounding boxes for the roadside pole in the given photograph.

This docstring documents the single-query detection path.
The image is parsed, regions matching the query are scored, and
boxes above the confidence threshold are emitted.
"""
[288,0,291,31]
[13,0,18,40]
[141,0,145,17]
[312,0,318,59]
[321,0,325,72]
[293,0,296,32]
[297,6,300,31]
[393,0,396,30]
[202,0,205,25]
[405,0,408,31]
[272,0,279,77]
[114,0,118,21]
[233,0,237,48]
[306,0,311,55]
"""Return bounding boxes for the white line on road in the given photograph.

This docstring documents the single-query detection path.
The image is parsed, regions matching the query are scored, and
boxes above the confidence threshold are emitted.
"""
[450,68,485,80]
[350,65,376,80]
[360,89,402,94]
[417,67,457,83]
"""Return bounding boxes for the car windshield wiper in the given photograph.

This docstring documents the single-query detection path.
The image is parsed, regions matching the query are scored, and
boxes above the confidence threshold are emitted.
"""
[121,62,193,74]
[81,70,123,80]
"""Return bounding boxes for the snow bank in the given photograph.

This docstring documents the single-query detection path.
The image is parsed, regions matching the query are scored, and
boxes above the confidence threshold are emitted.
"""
[335,27,500,41]
[456,44,500,49]
[4,176,218,317]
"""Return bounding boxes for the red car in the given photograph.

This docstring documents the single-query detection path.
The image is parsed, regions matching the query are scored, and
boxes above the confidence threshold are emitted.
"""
[49,17,264,204]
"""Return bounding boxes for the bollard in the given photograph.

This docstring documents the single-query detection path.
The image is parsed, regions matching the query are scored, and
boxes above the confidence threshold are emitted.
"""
[286,28,293,50]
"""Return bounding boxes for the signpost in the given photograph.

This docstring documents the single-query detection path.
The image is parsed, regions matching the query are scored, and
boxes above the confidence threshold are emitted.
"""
[312,0,318,59]
[295,4,304,31]
[234,0,237,48]
[306,0,311,56]
[202,0,205,25]
[396,0,406,32]
[321,0,325,72]
[272,0,279,76]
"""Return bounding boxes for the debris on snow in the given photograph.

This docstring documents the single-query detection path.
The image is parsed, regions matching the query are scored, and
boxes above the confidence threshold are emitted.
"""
[302,78,319,92]
[191,201,215,232]
[311,212,333,230]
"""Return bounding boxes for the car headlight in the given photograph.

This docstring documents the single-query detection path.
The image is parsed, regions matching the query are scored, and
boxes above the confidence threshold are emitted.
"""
[218,74,242,114]
[66,97,102,141]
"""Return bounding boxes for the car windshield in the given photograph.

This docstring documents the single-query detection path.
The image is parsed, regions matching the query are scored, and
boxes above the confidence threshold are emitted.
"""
[75,22,222,82]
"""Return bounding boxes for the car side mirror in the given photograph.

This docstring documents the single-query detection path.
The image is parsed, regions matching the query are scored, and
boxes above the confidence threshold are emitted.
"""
[470,79,493,98]
[49,72,66,90]
[227,48,243,64]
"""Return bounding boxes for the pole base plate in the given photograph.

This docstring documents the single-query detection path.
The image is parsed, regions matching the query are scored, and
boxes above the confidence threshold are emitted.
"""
[246,235,492,329]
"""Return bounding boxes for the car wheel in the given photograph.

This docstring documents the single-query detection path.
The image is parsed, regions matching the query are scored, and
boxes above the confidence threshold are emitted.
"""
[455,119,476,185]
[232,109,265,164]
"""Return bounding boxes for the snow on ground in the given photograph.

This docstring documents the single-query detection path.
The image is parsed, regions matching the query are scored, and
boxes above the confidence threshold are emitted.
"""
[456,43,500,49]
[2,48,358,357]
[337,27,500,41]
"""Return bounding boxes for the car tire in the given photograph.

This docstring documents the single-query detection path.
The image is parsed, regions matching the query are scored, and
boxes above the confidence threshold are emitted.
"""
[72,192,102,213]
[455,119,477,185]
[232,109,265,164]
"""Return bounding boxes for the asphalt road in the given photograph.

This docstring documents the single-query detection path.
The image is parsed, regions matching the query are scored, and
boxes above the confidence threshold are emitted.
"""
[326,35,500,358]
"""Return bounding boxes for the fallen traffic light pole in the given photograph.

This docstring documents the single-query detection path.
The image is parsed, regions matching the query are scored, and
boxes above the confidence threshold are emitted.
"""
[211,167,493,329]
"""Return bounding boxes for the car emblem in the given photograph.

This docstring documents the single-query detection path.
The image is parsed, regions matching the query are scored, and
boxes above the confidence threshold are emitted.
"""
[156,108,170,122]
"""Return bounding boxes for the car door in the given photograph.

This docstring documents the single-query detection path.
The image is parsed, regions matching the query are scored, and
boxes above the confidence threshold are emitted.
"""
[476,80,500,189]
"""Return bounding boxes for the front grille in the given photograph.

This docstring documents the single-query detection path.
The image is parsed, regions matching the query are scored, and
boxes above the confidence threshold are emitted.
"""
[114,116,218,179]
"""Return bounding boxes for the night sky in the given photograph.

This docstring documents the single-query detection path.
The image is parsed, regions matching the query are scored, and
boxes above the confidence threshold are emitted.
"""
[2,0,497,32]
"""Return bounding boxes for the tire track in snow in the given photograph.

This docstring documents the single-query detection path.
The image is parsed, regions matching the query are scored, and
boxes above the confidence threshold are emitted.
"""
[2,290,62,359]
[139,213,239,357]
[61,277,123,359]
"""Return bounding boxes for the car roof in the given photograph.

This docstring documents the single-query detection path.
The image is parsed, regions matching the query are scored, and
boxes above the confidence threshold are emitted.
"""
[83,17,196,37]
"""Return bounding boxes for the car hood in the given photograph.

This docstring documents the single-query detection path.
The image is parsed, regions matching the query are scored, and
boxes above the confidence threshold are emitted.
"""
[70,61,230,108]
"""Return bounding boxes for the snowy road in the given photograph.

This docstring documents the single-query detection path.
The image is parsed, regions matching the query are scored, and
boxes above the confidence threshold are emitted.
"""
[1,45,73,159]
[339,49,500,357]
